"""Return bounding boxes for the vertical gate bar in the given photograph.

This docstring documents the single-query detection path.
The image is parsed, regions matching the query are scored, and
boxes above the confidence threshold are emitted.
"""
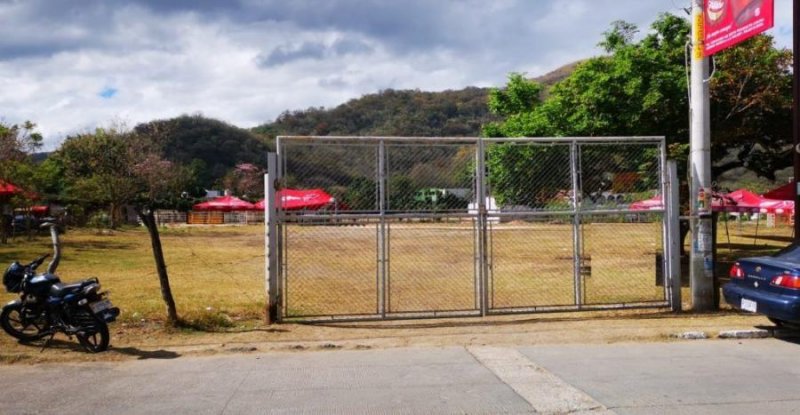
[477,139,489,316]
[375,221,380,315]
[278,219,289,317]
[658,140,670,303]
[378,140,387,317]
[489,220,495,310]
[275,136,282,177]
[275,139,288,319]
[570,141,583,307]
[473,142,481,311]
[473,217,480,310]
[265,153,279,323]
[667,160,683,311]
[374,144,380,315]
[276,137,287,317]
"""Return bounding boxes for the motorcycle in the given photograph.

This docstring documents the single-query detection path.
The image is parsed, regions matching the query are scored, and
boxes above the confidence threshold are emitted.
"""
[1,223,119,353]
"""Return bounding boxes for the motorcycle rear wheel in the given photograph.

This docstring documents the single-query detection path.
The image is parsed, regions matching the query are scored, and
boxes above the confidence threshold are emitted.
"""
[0,303,47,342]
[73,309,109,353]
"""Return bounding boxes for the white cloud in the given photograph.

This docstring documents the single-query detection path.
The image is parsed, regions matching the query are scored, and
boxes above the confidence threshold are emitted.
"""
[0,0,793,150]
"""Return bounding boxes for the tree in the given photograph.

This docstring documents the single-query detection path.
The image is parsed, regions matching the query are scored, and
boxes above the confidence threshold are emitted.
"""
[0,121,42,166]
[129,149,193,327]
[222,163,265,200]
[487,73,542,117]
[134,115,269,188]
[0,121,43,244]
[484,13,792,205]
[253,87,496,138]
[57,129,139,228]
[55,127,193,325]
[709,35,792,179]
[341,177,376,211]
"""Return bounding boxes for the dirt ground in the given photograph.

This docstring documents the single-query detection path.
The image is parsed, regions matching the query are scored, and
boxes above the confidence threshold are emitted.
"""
[0,222,791,365]
[0,309,775,365]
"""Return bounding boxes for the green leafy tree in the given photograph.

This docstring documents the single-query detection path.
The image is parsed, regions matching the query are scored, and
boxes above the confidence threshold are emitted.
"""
[134,115,269,188]
[709,35,792,179]
[57,129,139,228]
[55,127,193,325]
[0,121,44,244]
[484,14,791,206]
[341,177,376,211]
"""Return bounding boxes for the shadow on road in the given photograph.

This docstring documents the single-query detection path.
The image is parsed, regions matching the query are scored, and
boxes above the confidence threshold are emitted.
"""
[18,338,86,353]
[14,338,181,359]
[176,320,290,334]
[304,310,742,330]
[753,324,800,346]
[110,347,180,360]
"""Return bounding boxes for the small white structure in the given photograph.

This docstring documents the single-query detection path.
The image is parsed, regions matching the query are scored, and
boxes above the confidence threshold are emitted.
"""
[468,197,500,223]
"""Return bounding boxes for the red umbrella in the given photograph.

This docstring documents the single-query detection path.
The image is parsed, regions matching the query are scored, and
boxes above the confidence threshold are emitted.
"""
[255,189,334,211]
[629,195,663,211]
[763,181,795,201]
[30,205,49,215]
[0,180,21,197]
[629,192,735,211]
[709,189,794,215]
[193,195,257,212]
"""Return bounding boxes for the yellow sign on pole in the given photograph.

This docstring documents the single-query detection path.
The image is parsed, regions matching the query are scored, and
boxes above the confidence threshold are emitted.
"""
[693,12,705,59]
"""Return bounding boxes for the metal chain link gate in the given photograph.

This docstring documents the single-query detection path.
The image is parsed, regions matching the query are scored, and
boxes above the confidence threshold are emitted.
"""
[267,136,674,321]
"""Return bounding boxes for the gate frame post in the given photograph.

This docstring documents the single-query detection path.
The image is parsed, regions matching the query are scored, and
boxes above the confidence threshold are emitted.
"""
[666,159,682,311]
[265,152,280,323]
[570,141,583,308]
[378,139,388,318]
[477,138,489,316]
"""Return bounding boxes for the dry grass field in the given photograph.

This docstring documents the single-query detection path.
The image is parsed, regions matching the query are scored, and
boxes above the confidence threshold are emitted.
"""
[0,217,792,327]
[0,226,267,327]
[285,219,666,317]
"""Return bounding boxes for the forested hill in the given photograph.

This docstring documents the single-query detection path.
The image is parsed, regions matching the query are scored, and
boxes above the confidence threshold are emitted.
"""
[252,63,578,138]
[253,87,495,137]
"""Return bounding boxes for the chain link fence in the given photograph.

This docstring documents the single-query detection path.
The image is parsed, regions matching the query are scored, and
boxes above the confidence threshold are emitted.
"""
[275,136,669,320]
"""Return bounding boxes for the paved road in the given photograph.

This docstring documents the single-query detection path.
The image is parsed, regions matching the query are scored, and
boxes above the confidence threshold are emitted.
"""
[1,338,799,414]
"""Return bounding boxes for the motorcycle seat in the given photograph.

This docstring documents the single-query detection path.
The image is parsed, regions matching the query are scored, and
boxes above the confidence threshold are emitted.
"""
[49,282,85,297]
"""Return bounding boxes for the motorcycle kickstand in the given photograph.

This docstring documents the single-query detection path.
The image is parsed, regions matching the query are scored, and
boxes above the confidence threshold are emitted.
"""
[40,332,56,353]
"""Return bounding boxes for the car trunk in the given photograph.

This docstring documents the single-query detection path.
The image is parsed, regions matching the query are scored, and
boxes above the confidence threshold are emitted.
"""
[736,256,800,295]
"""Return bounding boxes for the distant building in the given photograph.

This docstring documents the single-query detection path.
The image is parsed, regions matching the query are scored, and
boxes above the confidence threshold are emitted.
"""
[204,189,222,199]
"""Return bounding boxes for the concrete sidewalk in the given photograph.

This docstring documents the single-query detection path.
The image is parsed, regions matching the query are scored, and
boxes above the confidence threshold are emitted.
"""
[1,338,798,414]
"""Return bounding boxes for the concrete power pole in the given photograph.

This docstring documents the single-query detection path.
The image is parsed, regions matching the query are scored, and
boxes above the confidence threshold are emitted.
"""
[690,0,715,311]
[794,0,800,241]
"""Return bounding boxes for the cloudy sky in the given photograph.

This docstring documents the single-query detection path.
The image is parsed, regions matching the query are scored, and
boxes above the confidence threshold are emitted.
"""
[0,0,793,149]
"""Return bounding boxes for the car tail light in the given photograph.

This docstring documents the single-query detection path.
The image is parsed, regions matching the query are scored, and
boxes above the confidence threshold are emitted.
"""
[770,272,800,290]
[729,263,745,279]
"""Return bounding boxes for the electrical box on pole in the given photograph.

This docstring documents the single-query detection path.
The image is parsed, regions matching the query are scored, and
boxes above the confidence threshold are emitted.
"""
[690,0,716,311]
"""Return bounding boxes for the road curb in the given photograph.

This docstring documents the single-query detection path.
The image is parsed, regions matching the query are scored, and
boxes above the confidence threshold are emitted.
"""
[672,328,800,340]
[671,331,708,340]
[718,329,771,339]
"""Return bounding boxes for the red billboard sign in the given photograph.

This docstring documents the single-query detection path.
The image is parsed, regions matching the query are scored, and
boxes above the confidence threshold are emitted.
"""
[703,0,774,56]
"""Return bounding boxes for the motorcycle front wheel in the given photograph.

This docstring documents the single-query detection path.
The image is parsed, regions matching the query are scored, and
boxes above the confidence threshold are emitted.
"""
[73,309,109,353]
[0,303,47,342]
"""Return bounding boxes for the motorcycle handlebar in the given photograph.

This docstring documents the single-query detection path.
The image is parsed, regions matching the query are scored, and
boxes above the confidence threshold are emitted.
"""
[29,254,50,270]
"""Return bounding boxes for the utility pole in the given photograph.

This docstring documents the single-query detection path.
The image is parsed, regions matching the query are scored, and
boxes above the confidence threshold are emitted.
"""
[794,0,800,241]
[690,0,715,310]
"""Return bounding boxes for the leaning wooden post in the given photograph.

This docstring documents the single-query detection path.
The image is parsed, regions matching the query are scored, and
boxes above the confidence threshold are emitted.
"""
[265,153,279,324]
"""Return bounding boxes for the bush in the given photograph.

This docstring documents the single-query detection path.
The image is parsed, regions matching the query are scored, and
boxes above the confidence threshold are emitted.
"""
[86,211,111,229]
